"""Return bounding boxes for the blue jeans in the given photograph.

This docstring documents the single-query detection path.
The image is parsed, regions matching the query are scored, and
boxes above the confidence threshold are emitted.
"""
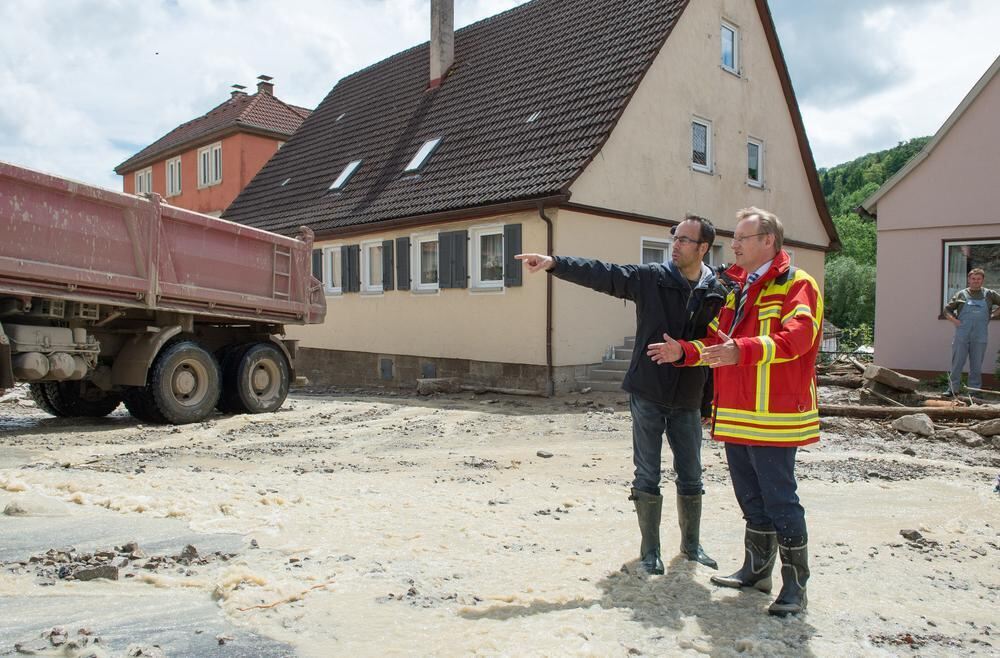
[725,443,806,537]
[629,394,704,496]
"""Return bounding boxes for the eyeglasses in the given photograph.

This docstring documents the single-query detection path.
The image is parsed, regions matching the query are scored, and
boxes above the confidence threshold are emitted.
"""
[672,236,704,247]
[731,232,767,245]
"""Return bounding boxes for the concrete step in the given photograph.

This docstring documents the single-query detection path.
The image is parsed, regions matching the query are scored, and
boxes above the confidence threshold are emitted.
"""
[614,347,632,360]
[600,359,630,372]
[587,368,627,382]
[576,380,624,393]
[623,336,636,348]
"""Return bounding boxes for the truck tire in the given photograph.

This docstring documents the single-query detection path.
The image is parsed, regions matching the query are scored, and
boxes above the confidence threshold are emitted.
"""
[28,383,70,417]
[123,387,167,423]
[29,382,121,418]
[148,341,221,425]
[220,342,289,414]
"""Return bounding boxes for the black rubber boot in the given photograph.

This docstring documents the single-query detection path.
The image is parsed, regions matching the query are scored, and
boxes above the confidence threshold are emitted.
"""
[768,536,809,616]
[710,526,777,592]
[676,494,718,569]
[629,488,664,575]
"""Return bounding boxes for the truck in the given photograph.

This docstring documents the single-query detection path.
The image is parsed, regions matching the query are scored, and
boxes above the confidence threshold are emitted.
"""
[0,161,326,424]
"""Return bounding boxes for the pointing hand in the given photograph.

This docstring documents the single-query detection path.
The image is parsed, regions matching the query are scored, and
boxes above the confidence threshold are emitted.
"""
[514,253,555,273]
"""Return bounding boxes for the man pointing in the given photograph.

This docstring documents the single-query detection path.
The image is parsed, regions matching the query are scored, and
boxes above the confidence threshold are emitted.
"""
[517,215,727,575]
[648,207,823,616]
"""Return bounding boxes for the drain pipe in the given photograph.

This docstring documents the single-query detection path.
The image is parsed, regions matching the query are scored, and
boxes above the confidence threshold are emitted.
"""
[536,201,555,396]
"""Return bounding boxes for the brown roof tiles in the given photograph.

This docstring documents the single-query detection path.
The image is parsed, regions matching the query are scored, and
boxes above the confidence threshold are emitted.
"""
[115,90,312,174]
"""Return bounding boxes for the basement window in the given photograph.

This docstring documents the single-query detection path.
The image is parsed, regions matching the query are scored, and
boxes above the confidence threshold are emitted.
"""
[329,160,362,190]
[404,137,442,173]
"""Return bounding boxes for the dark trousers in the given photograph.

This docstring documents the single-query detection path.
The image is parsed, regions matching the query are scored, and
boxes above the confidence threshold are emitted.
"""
[725,443,806,537]
[630,394,704,496]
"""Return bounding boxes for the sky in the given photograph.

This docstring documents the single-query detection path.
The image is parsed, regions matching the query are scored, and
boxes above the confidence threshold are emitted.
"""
[0,0,997,189]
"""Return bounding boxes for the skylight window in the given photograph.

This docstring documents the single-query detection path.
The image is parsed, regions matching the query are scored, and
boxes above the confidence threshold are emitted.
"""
[527,111,542,123]
[280,177,292,187]
[329,160,362,190]
[404,138,442,173]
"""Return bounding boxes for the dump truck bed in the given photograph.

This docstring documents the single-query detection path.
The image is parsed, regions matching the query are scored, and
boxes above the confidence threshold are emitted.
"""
[0,161,325,325]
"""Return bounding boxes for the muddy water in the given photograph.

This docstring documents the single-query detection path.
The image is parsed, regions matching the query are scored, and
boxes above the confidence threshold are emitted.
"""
[1,391,998,657]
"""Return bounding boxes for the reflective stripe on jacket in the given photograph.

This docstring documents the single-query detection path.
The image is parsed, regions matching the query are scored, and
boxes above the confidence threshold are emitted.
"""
[677,250,823,447]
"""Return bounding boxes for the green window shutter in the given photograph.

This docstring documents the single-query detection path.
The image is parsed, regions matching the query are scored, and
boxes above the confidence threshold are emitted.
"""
[503,223,522,287]
[347,244,361,292]
[382,239,395,291]
[340,245,350,292]
[311,249,323,281]
[439,230,468,289]
[396,237,411,291]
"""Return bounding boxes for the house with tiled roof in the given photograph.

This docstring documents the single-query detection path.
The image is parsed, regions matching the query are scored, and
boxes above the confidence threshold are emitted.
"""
[224,0,839,393]
[115,76,311,217]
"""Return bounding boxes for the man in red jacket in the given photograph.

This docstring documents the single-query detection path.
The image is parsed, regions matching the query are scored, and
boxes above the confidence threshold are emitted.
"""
[647,207,822,616]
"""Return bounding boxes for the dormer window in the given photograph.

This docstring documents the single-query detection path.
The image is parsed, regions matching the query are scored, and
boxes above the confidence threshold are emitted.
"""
[404,137,442,173]
[330,160,362,190]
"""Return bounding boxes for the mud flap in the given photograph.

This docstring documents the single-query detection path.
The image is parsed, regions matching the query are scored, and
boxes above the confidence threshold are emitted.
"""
[0,322,13,390]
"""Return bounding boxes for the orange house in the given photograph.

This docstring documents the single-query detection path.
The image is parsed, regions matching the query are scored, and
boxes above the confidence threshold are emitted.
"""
[115,76,310,217]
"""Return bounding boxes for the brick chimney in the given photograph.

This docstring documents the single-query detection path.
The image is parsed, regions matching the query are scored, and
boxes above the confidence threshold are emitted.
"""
[429,0,454,88]
[230,84,247,98]
[256,74,274,95]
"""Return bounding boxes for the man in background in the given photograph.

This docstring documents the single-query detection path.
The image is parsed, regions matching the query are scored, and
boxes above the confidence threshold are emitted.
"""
[944,268,1000,395]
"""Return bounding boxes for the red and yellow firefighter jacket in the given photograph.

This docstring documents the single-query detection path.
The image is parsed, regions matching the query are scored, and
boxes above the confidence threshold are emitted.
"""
[677,250,823,447]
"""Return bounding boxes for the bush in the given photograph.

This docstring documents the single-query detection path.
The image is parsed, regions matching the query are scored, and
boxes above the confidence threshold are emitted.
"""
[824,256,875,330]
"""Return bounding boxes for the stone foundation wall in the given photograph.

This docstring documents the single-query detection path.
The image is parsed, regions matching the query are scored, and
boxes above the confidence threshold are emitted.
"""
[295,347,595,394]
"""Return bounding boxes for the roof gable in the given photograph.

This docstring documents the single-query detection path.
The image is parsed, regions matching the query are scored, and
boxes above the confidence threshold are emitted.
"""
[115,91,312,174]
[222,0,689,236]
[862,54,1000,216]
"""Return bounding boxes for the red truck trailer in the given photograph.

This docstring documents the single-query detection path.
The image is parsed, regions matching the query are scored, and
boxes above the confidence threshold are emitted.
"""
[0,161,326,424]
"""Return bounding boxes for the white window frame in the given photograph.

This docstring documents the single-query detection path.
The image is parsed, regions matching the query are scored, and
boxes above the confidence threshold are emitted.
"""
[747,137,764,187]
[691,118,713,174]
[360,240,384,294]
[641,237,672,265]
[330,159,362,190]
[470,225,504,290]
[197,142,222,188]
[134,167,152,196]
[165,157,182,197]
[721,20,740,75]
[943,239,1000,307]
[323,245,343,296]
[404,137,442,173]
[704,244,724,268]
[411,232,440,292]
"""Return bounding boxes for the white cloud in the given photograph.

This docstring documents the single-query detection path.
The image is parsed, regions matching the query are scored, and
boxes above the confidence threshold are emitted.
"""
[799,0,1000,167]
[0,0,995,189]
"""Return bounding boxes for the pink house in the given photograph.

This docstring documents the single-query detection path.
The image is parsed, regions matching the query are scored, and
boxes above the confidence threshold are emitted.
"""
[861,55,1000,383]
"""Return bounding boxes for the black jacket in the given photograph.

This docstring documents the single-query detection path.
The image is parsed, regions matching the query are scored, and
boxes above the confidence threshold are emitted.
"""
[551,256,727,414]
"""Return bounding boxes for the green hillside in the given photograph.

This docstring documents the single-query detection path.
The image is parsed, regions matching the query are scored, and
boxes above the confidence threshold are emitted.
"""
[820,136,931,343]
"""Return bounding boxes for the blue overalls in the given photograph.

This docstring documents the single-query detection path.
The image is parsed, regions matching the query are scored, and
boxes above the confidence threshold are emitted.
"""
[949,292,992,392]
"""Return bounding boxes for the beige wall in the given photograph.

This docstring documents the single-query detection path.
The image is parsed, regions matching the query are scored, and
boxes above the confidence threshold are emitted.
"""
[288,209,550,365]
[874,71,1000,373]
[569,0,830,249]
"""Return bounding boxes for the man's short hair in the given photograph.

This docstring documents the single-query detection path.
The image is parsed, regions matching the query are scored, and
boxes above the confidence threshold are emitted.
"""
[969,268,986,279]
[674,213,716,247]
[736,206,784,252]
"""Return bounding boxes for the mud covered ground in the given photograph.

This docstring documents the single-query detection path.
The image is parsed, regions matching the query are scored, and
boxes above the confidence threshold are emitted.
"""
[0,387,997,657]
